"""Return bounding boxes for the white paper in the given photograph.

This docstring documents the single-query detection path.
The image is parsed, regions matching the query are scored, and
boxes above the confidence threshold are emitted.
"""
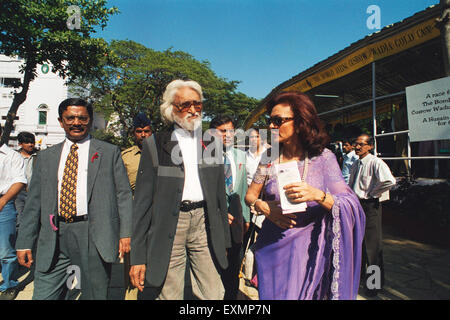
[275,161,307,214]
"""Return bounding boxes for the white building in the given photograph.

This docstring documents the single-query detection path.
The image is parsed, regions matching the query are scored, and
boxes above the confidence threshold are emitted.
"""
[0,54,106,149]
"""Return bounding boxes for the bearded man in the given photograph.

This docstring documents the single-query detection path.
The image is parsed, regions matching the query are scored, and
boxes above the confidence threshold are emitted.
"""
[129,79,231,300]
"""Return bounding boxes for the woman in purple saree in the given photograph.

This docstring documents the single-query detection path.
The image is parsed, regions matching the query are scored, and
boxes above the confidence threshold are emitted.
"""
[245,92,365,300]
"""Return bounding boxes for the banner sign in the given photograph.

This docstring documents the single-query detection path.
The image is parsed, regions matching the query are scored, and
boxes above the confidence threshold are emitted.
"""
[245,17,441,129]
[283,18,440,93]
[406,76,450,142]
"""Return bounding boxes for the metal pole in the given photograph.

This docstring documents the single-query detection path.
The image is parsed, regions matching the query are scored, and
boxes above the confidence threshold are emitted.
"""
[407,133,412,179]
[372,62,377,155]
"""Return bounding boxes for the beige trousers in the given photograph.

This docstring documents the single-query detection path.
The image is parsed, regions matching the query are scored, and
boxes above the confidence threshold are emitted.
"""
[157,207,224,300]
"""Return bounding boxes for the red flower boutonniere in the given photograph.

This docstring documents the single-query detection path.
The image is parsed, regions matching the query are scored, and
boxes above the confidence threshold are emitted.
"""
[91,152,99,163]
[267,163,272,168]
[239,163,242,170]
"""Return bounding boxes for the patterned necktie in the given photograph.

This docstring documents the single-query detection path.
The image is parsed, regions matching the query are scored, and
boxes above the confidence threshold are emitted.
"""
[224,154,233,194]
[60,143,78,221]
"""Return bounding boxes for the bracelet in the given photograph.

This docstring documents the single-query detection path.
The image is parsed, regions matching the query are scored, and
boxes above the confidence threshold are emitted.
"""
[250,198,262,208]
[318,191,327,203]
[250,199,263,215]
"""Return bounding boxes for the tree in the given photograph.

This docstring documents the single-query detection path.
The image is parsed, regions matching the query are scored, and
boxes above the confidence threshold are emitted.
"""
[0,0,118,144]
[71,40,259,147]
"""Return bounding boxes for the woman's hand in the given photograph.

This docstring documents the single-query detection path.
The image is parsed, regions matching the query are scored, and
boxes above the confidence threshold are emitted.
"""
[255,200,297,229]
[284,182,323,203]
[284,182,334,211]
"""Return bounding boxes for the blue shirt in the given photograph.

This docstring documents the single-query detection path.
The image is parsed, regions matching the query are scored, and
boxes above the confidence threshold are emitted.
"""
[342,150,359,184]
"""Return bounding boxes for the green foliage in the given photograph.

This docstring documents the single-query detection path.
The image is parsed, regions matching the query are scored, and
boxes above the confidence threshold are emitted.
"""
[71,40,259,147]
[0,0,118,144]
[90,128,122,146]
[0,0,118,82]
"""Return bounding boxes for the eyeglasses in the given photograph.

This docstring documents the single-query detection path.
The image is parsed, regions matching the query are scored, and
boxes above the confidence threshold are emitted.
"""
[353,142,370,147]
[172,100,203,112]
[62,115,90,125]
[267,116,295,127]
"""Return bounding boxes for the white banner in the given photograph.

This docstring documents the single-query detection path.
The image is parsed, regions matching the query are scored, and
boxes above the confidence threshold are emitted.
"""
[406,76,450,142]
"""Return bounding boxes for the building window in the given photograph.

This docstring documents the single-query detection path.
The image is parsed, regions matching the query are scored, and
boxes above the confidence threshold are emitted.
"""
[39,110,47,125]
[0,77,21,88]
[37,104,49,125]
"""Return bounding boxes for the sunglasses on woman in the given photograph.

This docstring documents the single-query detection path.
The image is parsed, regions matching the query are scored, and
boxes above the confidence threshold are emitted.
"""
[172,100,203,112]
[267,116,295,127]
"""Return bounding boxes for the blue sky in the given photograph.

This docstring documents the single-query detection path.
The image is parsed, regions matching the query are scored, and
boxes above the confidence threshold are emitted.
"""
[97,0,439,100]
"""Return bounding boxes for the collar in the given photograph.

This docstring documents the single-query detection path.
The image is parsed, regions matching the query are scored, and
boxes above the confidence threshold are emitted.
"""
[174,124,195,138]
[359,153,374,165]
[132,145,141,155]
[65,134,91,147]
[0,144,11,154]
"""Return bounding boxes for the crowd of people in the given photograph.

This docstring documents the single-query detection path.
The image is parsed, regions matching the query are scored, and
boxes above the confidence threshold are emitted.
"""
[0,79,397,300]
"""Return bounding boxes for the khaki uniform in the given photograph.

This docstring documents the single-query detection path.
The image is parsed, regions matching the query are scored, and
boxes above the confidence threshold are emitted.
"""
[121,145,141,193]
[121,145,141,300]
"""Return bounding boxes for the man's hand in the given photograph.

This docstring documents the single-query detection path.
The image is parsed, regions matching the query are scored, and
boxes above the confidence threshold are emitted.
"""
[228,213,234,225]
[129,264,146,292]
[0,198,6,212]
[17,250,33,268]
[119,237,131,259]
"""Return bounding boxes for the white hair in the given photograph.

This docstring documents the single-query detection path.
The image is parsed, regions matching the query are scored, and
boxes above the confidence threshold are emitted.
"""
[160,79,204,124]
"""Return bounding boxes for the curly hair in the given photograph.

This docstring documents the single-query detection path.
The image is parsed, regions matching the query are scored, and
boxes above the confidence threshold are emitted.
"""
[266,91,330,157]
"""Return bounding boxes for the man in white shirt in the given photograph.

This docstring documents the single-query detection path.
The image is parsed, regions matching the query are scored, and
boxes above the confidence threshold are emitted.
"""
[348,133,396,297]
[0,125,27,300]
[210,115,250,299]
[130,80,231,300]
[341,137,359,184]
[15,132,37,229]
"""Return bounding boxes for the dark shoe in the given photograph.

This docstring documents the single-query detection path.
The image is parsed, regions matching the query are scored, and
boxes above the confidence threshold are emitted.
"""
[0,287,19,300]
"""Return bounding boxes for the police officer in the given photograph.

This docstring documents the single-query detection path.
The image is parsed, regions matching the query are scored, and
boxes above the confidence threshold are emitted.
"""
[122,113,152,193]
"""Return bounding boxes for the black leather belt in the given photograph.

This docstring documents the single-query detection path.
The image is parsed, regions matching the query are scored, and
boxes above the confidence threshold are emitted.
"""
[180,200,206,212]
[57,215,88,223]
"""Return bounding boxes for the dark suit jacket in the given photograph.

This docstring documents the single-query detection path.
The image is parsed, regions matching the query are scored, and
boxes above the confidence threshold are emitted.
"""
[15,138,133,273]
[130,127,231,287]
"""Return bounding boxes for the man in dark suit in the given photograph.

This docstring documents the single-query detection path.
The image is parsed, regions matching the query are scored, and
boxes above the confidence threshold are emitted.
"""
[129,79,231,300]
[209,115,250,299]
[16,98,133,300]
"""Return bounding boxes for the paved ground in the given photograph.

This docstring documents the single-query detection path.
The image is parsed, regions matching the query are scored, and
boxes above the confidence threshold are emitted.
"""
[6,225,450,300]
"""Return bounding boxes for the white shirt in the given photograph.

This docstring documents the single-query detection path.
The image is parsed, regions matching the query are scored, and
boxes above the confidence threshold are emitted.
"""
[245,146,267,186]
[173,127,204,202]
[0,144,27,195]
[349,153,396,200]
[57,136,90,216]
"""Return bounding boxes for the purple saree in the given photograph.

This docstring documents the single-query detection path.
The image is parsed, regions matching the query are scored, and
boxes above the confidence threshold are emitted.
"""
[253,148,365,300]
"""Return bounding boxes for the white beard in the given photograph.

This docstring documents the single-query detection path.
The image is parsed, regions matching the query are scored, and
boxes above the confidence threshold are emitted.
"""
[173,112,202,131]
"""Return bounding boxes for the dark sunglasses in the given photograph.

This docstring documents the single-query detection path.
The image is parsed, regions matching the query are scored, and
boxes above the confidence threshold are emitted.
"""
[267,116,295,127]
[173,100,203,112]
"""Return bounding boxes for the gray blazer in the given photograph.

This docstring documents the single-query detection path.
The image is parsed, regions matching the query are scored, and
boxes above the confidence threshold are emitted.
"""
[130,128,231,288]
[16,138,133,272]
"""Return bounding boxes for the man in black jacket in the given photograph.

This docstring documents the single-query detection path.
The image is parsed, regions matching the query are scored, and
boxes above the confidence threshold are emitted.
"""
[129,79,231,300]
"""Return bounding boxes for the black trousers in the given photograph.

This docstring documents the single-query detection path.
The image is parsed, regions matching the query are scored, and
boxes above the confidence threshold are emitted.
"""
[360,199,385,289]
